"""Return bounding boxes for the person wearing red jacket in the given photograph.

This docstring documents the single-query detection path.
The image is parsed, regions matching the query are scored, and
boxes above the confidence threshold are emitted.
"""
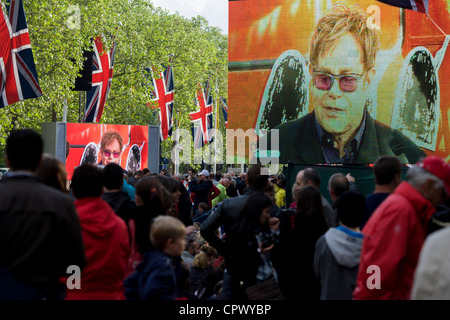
[68,164,130,300]
[353,156,450,300]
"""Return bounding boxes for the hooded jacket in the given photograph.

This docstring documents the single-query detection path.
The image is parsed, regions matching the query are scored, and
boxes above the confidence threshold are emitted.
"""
[314,226,363,300]
[102,190,135,223]
[124,251,178,300]
[353,182,435,300]
[66,197,130,300]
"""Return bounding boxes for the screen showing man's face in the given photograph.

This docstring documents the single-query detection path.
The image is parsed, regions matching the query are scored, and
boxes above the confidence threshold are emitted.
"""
[228,0,446,165]
[101,139,121,165]
[311,33,369,138]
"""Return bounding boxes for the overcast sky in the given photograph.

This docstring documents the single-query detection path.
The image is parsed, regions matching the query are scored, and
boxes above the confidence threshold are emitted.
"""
[151,0,228,34]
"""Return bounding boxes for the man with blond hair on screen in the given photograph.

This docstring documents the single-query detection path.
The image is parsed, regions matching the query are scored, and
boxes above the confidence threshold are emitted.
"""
[99,129,124,166]
[267,3,425,164]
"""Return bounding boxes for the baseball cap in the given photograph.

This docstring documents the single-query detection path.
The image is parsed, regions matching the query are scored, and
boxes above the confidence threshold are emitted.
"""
[417,156,450,195]
[199,169,210,177]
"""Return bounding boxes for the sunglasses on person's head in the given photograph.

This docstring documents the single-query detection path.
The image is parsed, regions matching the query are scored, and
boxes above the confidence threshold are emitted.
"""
[313,71,363,93]
[103,150,121,158]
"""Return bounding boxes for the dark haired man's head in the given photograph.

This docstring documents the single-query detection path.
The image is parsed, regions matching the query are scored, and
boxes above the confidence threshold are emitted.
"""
[6,129,43,172]
[71,164,104,199]
[293,168,321,201]
[301,168,321,187]
[198,202,208,213]
[373,155,402,186]
[328,173,350,202]
[134,170,144,180]
[103,163,124,190]
[336,191,365,228]
[246,163,268,190]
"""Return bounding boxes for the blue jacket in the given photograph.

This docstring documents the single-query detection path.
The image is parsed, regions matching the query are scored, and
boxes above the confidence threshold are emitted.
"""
[124,251,177,300]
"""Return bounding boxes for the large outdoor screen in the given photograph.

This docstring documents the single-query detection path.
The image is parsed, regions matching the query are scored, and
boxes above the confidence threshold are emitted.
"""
[66,123,149,179]
[228,0,450,165]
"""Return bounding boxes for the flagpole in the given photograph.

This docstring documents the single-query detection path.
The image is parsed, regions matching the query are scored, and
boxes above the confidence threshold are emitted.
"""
[171,54,180,176]
[213,79,218,175]
[63,98,68,123]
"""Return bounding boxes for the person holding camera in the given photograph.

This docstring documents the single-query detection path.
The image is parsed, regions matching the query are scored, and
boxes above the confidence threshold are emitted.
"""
[223,191,281,300]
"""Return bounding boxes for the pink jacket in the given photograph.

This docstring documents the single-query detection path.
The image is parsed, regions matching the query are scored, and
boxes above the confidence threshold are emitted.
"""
[353,182,435,300]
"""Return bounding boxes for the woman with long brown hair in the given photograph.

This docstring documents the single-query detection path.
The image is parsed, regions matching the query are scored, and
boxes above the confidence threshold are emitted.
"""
[292,185,329,300]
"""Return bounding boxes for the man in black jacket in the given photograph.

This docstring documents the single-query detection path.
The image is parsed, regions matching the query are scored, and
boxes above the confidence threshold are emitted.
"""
[200,163,270,299]
[0,129,86,299]
[188,169,218,213]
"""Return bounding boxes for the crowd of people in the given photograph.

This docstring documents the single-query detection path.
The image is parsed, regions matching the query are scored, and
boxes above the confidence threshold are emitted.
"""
[1,128,450,301]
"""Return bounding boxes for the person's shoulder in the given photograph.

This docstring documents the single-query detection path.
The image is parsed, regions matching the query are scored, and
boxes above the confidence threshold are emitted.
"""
[372,117,394,133]
[20,177,74,202]
[115,190,133,202]
[372,118,426,162]
[223,193,248,204]
[272,113,311,133]
[425,226,450,247]
[315,232,327,247]
[142,251,172,269]
[372,117,417,146]
[365,192,390,202]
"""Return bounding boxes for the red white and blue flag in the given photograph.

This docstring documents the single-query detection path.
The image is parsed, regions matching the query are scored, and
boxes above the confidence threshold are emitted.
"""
[220,98,228,129]
[190,82,214,149]
[83,36,116,123]
[0,0,42,109]
[149,57,174,140]
[376,0,429,14]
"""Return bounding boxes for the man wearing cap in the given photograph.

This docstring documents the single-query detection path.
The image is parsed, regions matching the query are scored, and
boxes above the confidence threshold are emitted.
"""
[188,169,219,214]
[353,156,450,300]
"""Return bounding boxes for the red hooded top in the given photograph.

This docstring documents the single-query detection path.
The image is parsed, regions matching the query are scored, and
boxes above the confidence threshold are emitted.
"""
[353,182,435,300]
[66,197,130,300]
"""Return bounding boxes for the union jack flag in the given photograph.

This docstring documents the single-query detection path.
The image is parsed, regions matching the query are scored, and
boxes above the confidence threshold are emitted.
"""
[149,57,174,140]
[0,0,42,109]
[220,98,228,129]
[83,36,116,123]
[376,0,429,14]
[190,82,214,149]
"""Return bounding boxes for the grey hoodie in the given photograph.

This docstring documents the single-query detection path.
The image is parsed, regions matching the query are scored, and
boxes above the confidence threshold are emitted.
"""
[324,228,363,268]
[314,227,363,300]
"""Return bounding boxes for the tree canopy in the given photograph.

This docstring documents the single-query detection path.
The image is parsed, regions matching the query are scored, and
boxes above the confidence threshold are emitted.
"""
[0,0,228,169]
